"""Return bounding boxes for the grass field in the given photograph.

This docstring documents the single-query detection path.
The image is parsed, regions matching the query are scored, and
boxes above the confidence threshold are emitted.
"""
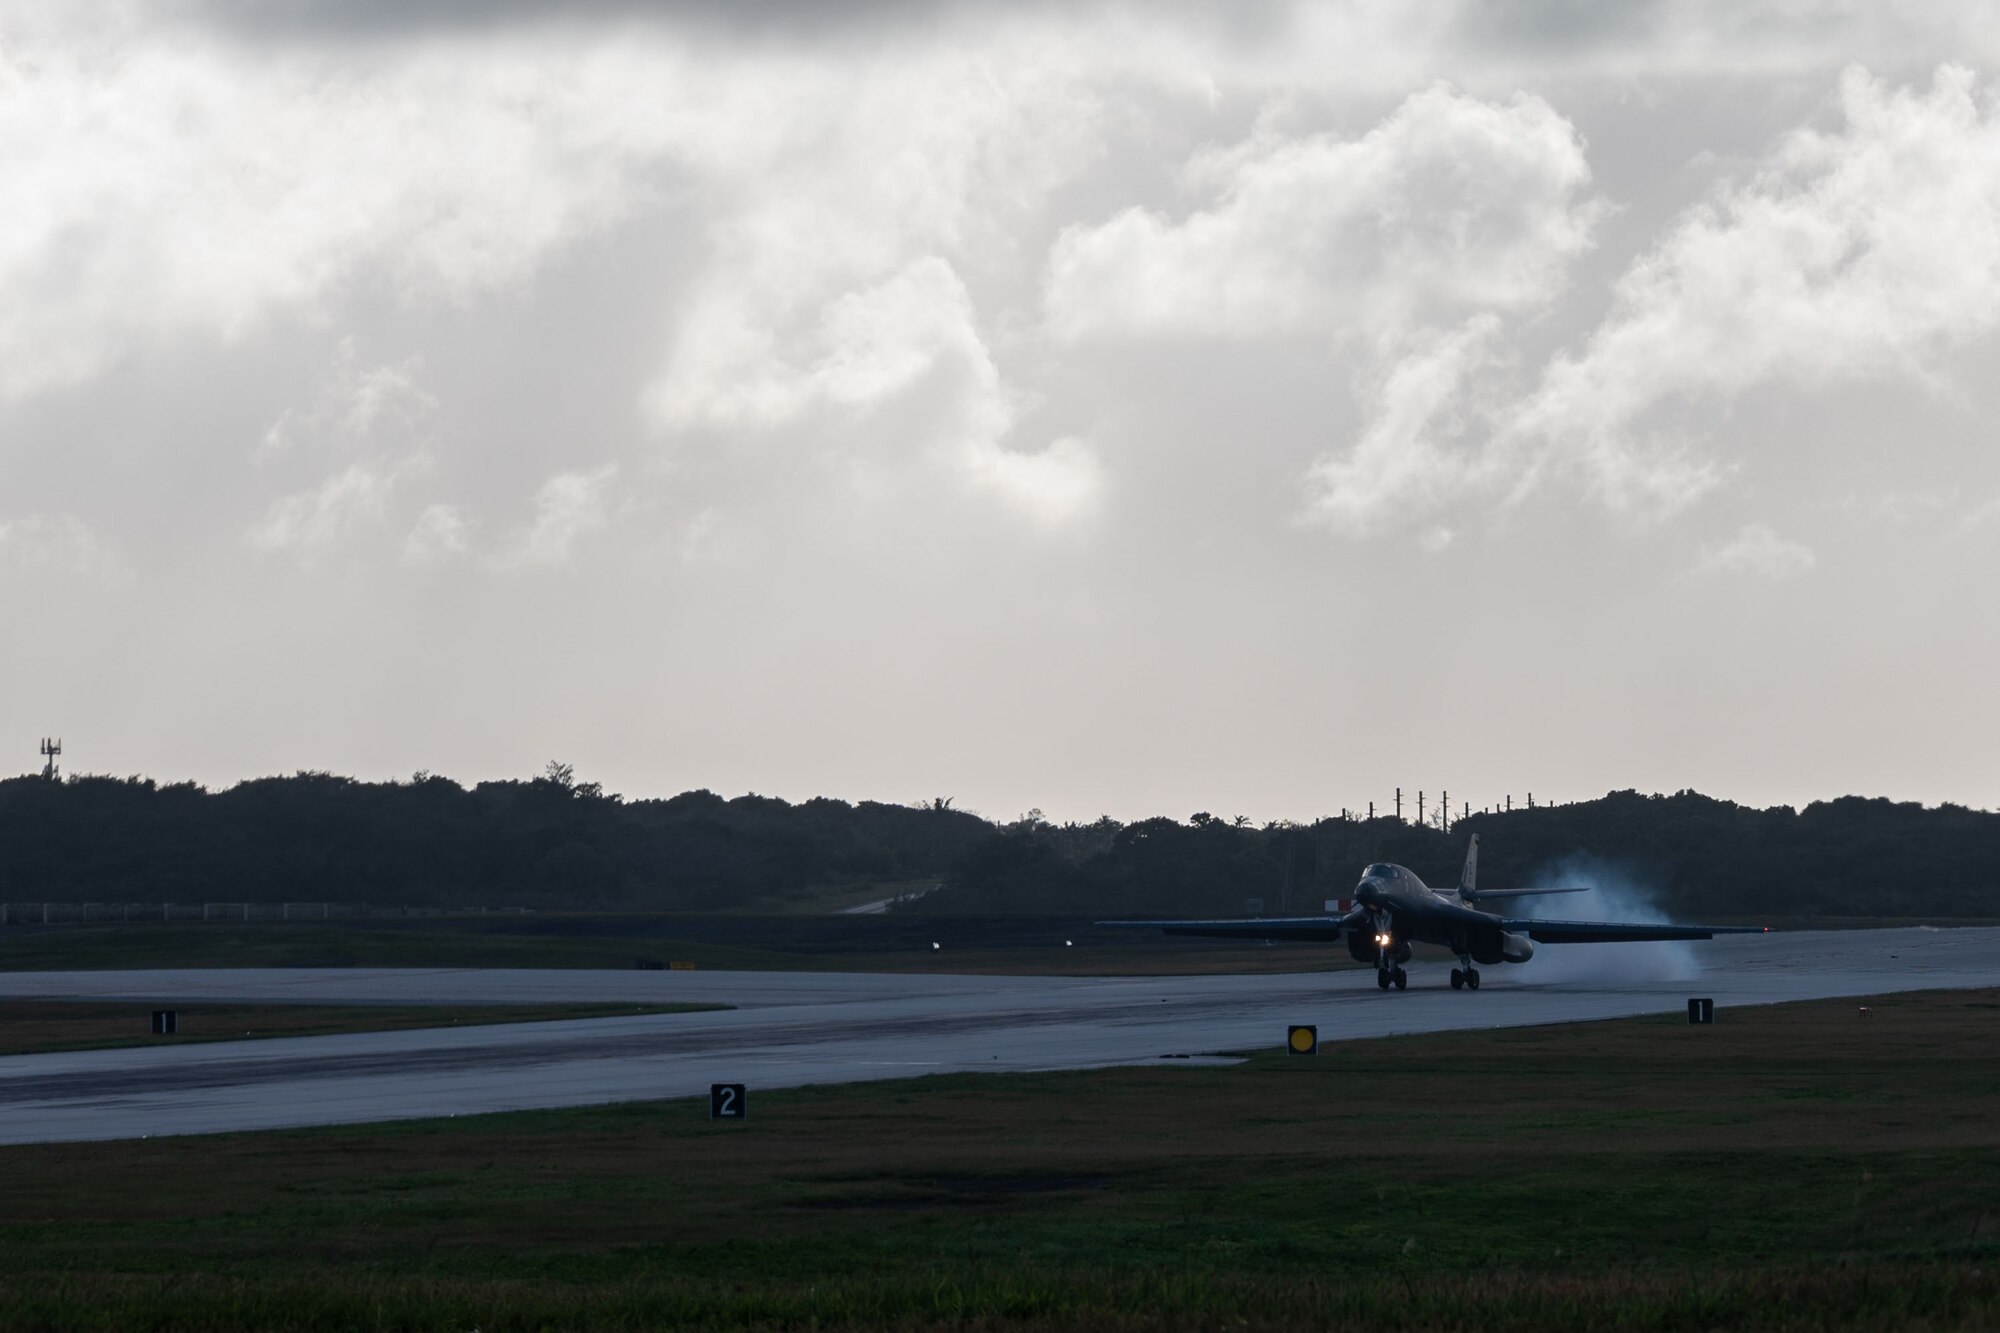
[0,913,1380,975]
[1,987,1996,1328]
[2,911,1979,979]
[0,1000,719,1057]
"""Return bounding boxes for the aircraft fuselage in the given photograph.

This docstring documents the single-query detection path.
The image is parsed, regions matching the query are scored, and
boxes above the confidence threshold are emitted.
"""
[1346,863,1535,973]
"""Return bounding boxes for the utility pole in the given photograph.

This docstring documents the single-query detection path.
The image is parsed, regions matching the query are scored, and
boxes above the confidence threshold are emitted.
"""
[1418,790,1425,827]
[1505,794,1511,813]
[39,737,61,781]
[1368,801,1374,820]
[1395,788,1402,822]
[1441,790,1449,833]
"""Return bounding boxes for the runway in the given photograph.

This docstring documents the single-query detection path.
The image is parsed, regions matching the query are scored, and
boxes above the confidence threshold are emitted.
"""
[0,926,1993,1145]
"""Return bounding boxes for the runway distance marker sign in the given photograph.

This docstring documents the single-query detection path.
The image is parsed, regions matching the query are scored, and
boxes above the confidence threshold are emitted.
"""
[1687,998,1715,1025]
[710,1083,746,1120]
[1287,1025,1318,1055]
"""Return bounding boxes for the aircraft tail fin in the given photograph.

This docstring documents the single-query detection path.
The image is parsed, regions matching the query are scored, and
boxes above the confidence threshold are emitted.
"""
[1458,833,1591,901]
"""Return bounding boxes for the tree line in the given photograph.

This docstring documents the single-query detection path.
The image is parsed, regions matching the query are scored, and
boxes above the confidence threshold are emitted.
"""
[924,790,2000,920]
[0,767,987,910]
[2,771,1995,919]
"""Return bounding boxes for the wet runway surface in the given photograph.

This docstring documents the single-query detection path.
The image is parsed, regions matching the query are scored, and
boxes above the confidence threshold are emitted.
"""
[0,926,1993,1144]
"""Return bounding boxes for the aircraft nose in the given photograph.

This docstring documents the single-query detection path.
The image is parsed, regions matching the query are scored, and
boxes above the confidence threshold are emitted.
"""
[1355,879,1383,906]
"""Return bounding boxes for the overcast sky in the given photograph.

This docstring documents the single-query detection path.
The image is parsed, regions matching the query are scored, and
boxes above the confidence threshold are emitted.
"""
[4,1,1999,822]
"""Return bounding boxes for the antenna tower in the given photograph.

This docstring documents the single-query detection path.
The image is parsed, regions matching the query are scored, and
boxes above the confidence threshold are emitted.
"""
[39,737,61,781]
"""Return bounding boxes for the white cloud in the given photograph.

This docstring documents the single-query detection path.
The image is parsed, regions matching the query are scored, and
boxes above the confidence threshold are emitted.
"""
[654,257,1001,431]
[1695,522,1816,580]
[960,434,1104,527]
[642,43,1103,435]
[1304,315,1500,535]
[249,460,418,554]
[1044,84,1604,343]
[505,464,619,568]
[635,42,1110,529]
[1510,64,2000,516]
[0,513,129,582]
[403,503,470,564]
[656,253,1105,527]
[1957,494,2000,536]
[0,24,720,400]
[258,340,436,461]
[1044,84,1608,539]
[247,343,438,555]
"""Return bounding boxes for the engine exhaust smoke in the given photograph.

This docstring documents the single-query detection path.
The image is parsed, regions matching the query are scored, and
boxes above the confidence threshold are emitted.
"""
[1514,855,1699,983]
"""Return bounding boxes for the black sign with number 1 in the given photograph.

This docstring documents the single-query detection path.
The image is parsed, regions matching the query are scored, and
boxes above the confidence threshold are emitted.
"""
[710,1083,746,1120]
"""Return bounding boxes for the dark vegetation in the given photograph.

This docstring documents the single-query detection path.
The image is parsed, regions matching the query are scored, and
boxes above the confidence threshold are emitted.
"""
[4,768,1997,920]
[0,766,987,911]
[1,988,1996,1329]
[933,791,2000,920]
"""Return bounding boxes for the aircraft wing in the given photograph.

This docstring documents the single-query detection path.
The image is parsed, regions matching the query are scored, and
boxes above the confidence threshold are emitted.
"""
[1464,886,1588,901]
[1502,918,1770,944]
[1096,913,1361,942]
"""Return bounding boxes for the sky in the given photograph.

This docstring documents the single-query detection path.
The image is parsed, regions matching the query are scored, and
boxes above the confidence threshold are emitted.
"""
[4,1,1999,823]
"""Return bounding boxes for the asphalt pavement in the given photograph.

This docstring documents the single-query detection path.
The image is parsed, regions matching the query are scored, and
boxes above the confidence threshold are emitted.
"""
[0,926,1992,1145]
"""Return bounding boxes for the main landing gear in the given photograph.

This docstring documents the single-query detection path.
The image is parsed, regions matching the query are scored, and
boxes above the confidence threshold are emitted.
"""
[1449,959,1481,990]
[1375,964,1407,990]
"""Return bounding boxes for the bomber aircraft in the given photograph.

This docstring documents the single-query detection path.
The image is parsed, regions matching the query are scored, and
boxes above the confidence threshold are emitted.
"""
[1101,834,1766,991]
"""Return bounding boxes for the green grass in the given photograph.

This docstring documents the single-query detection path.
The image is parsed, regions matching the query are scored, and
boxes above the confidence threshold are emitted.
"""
[1,987,1998,1327]
[0,914,1368,975]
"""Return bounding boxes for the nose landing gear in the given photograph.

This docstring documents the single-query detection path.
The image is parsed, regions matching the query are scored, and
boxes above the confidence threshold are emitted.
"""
[1373,930,1410,991]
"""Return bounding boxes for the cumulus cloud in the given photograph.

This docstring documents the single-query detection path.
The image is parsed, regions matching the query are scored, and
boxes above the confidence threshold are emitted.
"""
[1694,522,1816,580]
[0,513,129,582]
[960,434,1104,527]
[654,258,994,431]
[505,464,620,568]
[0,22,708,400]
[247,342,438,556]
[1510,64,2000,516]
[7,0,2000,819]
[403,502,471,564]
[258,341,437,461]
[1044,84,1604,342]
[1045,85,1606,537]
[249,461,421,554]
[656,253,1104,526]
[639,42,1108,527]
[1298,63,2000,538]
[1304,315,1500,536]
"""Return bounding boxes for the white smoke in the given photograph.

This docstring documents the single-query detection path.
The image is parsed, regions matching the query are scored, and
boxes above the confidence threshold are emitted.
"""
[1509,854,1699,984]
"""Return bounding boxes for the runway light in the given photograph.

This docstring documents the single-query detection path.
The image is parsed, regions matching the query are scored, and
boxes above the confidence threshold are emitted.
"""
[932,942,940,950]
[1065,940,1073,947]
